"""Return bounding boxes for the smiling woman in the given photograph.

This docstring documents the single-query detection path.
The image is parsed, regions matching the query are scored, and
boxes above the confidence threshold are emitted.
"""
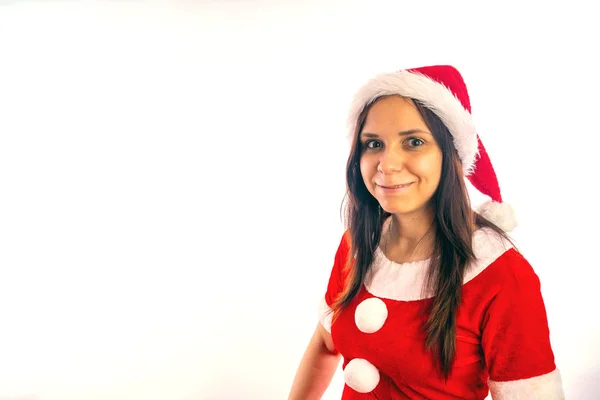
[359,97,443,219]
[288,65,564,400]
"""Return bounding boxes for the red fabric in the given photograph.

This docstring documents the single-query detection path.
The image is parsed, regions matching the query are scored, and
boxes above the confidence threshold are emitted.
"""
[407,65,472,113]
[481,250,555,381]
[323,232,557,399]
[324,231,352,309]
[467,137,502,203]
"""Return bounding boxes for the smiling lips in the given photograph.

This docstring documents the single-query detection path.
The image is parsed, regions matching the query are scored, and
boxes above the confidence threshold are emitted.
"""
[378,183,413,189]
[377,182,414,193]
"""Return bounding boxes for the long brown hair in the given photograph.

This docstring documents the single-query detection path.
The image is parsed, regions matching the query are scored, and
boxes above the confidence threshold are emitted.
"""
[332,96,512,379]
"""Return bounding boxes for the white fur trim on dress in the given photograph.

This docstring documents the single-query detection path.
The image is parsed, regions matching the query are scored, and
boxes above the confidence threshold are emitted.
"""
[364,228,513,301]
[318,298,333,333]
[348,70,479,175]
[477,200,518,232]
[489,369,564,399]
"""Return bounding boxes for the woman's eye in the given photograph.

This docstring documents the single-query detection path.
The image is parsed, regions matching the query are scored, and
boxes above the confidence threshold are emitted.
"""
[407,138,425,147]
[365,140,381,149]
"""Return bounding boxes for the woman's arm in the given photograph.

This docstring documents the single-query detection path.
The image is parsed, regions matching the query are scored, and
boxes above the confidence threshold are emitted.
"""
[288,322,341,400]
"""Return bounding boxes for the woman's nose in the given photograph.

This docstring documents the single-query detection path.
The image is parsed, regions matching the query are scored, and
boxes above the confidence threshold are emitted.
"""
[377,147,404,174]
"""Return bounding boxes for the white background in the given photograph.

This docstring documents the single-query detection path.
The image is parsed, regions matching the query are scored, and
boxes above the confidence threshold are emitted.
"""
[0,1,598,399]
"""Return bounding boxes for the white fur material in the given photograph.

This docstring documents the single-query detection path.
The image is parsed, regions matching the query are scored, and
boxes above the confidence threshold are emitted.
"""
[348,70,479,175]
[466,228,514,284]
[354,297,388,333]
[477,200,518,232]
[317,227,513,329]
[489,369,564,399]
[318,297,333,333]
[365,228,512,301]
[343,358,380,393]
[365,254,430,301]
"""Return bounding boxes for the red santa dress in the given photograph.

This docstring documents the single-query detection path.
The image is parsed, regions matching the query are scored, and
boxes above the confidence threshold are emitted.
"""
[318,227,564,399]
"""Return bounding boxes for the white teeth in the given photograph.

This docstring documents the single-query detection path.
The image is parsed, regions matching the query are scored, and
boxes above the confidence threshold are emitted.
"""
[382,184,409,189]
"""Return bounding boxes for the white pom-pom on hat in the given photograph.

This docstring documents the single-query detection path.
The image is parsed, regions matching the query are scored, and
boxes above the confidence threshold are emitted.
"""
[477,200,518,232]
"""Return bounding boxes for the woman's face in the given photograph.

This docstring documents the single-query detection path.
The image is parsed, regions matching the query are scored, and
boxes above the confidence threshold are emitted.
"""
[359,96,443,216]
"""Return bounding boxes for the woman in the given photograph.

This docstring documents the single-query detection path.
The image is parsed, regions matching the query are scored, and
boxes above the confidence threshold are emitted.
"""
[288,65,563,399]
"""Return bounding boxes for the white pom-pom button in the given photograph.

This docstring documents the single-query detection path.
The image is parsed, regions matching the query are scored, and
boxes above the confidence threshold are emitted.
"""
[355,297,388,333]
[344,358,380,393]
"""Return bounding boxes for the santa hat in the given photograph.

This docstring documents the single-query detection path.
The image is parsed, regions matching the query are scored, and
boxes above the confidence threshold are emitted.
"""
[348,65,517,232]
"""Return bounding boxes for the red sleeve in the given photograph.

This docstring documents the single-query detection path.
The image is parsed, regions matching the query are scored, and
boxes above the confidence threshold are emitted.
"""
[318,231,351,332]
[324,231,351,308]
[481,251,563,398]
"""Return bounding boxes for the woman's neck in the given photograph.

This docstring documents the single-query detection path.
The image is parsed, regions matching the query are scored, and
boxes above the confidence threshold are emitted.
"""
[382,208,436,263]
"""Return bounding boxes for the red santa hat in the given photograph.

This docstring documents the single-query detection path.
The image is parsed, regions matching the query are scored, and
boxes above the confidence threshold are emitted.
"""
[348,65,517,232]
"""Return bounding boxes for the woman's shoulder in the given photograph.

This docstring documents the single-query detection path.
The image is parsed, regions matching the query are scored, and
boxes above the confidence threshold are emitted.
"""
[465,227,539,288]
